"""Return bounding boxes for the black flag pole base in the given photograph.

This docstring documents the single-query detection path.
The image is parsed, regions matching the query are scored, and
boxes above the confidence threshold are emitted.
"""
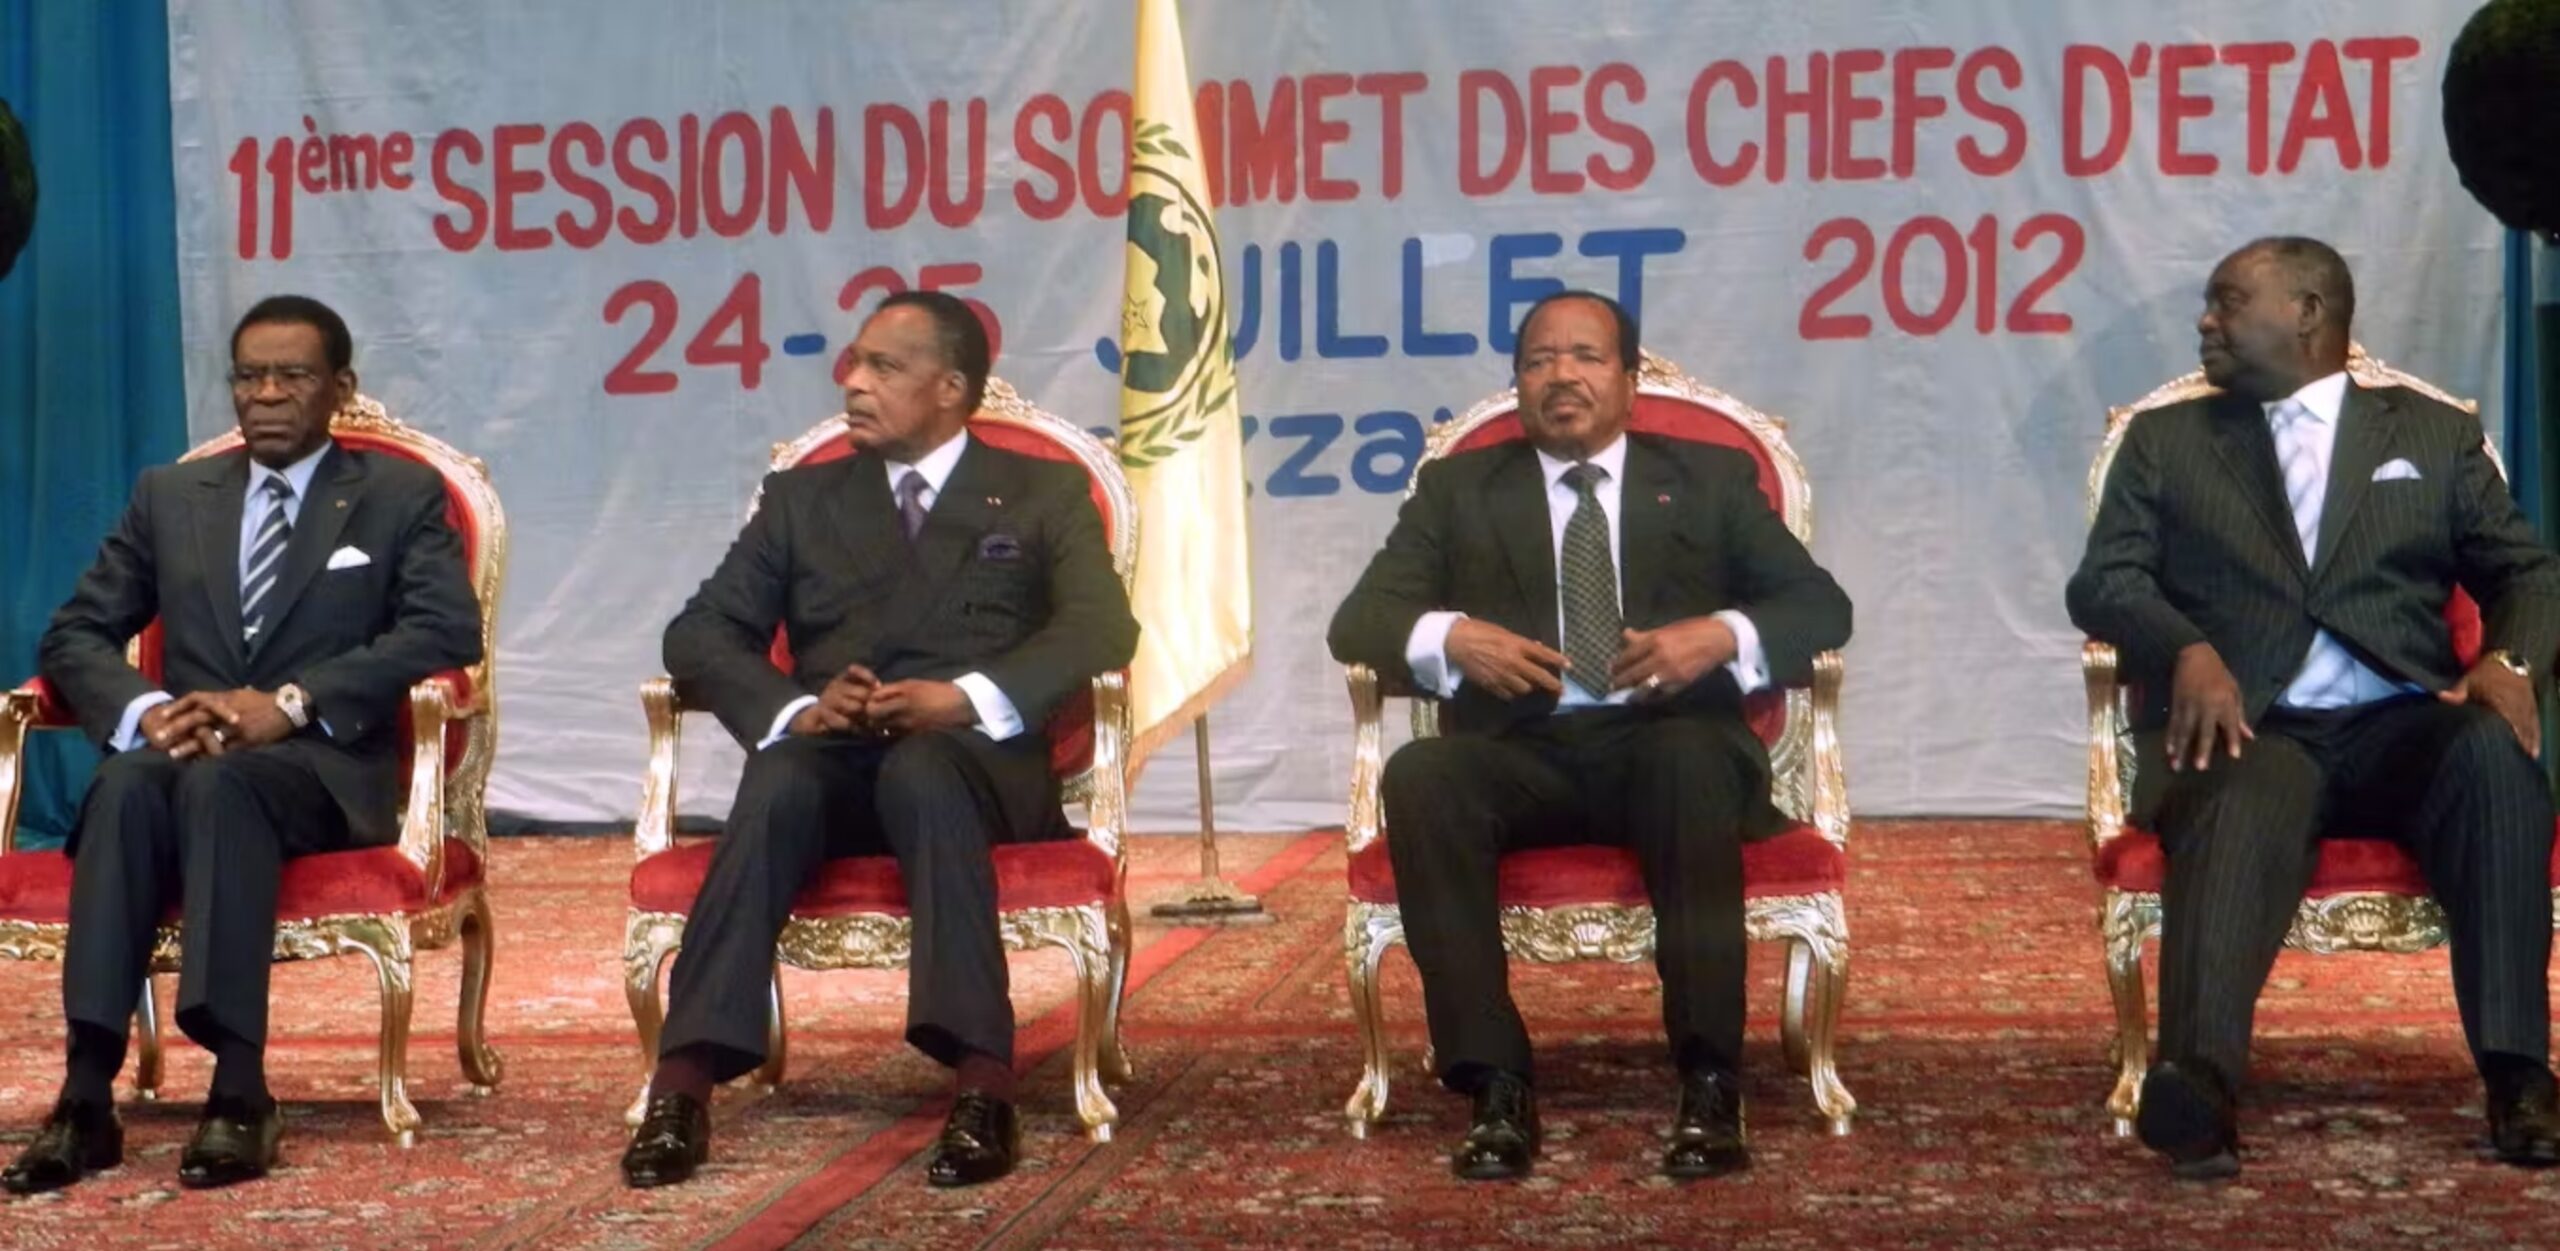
[1149,877,1271,924]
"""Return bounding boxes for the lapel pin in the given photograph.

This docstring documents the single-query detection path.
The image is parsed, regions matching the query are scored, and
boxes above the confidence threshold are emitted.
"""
[1656,493,1672,505]
[335,499,349,509]
[986,495,1003,507]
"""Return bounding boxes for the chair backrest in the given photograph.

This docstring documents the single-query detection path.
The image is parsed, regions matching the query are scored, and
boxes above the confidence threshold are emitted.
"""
[751,379,1137,798]
[2085,343,2489,823]
[134,397,506,831]
[1418,350,1823,826]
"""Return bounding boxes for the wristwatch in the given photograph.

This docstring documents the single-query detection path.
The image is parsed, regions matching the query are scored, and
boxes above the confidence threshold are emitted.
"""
[274,682,313,730]
[2486,649,2533,681]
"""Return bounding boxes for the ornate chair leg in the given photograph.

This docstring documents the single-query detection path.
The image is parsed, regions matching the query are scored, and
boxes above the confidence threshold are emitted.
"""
[1803,935,1856,1135]
[1056,905,1120,1141]
[345,916,422,1146]
[2101,890,2152,1137]
[622,913,681,1127]
[1781,941,1813,1076]
[1100,895,1135,1085]
[456,889,504,1092]
[134,976,163,1102]
[754,964,787,1094]
[1343,904,1401,1137]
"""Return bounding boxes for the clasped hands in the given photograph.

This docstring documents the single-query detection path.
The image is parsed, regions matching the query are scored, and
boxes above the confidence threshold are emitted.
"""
[140,689,296,760]
[2164,641,2540,771]
[789,664,975,739]
[1444,616,1737,701]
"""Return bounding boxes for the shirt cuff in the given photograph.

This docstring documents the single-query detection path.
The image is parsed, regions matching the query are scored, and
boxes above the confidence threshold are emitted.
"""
[952,672,1024,741]
[110,692,175,753]
[1714,610,1769,695]
[758,696,819,750]
[1404,611,1467,698]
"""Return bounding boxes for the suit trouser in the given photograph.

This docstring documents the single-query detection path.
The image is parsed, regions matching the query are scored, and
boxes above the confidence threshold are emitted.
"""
[2146,696,2554,1089]
[63,746,350,1061]
[658,728,1065,1080]
[1380,706,1756,1090]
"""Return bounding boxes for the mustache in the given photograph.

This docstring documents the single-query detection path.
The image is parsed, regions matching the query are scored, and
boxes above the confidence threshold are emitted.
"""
[1539,382,1588,407]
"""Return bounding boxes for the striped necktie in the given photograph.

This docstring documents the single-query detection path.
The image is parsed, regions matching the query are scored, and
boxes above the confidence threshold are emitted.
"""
[241,475,295,647]
[1557,462,1620,698]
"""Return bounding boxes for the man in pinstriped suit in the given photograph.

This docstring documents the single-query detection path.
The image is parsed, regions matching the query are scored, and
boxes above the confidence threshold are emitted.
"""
[2069,237,2560,1178]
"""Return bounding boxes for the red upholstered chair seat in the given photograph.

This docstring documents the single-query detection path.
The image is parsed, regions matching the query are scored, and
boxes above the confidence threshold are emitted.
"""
[631,837,1115,918]
[0,838,484,927]
[2096,824,2560,898]
[0,852,76,925]
[1347,825,1845,908]
[279,838,485,918]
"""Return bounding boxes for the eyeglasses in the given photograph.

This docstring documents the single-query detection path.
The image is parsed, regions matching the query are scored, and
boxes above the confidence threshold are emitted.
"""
[228,364,327,391]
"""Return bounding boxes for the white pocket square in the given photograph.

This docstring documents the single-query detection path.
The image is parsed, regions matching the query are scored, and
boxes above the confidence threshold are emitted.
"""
[324,546,373,570]
[2371,458,2421,482]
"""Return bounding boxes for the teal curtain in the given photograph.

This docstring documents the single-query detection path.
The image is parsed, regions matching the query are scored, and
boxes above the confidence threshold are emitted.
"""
[0,0,187,847]
[2504,230,2555,529]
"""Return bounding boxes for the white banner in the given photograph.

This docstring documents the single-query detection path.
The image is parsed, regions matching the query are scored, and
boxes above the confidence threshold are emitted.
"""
[165,1,2507,828]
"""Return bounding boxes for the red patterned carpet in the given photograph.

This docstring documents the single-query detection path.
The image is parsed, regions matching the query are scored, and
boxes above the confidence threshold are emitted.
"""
[0,820,2553,1249]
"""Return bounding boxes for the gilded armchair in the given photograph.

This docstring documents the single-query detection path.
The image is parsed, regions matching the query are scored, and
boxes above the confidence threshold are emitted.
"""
[622,378,1138,1140]
[1341,350,1856,1137]
[2083,344,2560,1135]
[0,395,507,1145]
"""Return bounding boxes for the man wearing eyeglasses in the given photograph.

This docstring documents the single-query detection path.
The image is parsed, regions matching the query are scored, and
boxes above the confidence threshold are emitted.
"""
[5,295,481,1194]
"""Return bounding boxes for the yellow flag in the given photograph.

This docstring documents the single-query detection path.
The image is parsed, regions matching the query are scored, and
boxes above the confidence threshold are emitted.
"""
[1118,0,1251,766]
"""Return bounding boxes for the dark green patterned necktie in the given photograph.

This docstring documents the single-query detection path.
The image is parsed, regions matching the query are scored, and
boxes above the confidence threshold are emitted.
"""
[1557,462,1619,698]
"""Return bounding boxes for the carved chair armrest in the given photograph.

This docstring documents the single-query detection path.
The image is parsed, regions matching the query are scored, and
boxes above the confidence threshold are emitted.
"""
[1808,649,1849,847]
[1083,671,1131,869]
[634,676,684,860]
[15,678,75,728]
[2082,641,2127,851]
[1343,664,1386,855]
[397,673,476,895]
[0,687,39,855]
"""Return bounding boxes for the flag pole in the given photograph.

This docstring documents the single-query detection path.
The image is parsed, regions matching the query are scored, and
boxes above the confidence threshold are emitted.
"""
[1148,715,1266,921]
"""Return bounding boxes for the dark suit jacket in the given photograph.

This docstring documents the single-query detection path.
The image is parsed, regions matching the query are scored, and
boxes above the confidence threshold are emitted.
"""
[663,436,1139,773]
[2068,383,2560,732]
[1327,433,1854,833]
[38,441,485,848]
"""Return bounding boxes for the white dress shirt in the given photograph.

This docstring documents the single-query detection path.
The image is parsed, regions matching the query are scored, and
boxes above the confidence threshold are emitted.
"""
[760,430,1027,748]
[1403,434,1769,705]
[111,443,334,752]
[2266,370,2418,709]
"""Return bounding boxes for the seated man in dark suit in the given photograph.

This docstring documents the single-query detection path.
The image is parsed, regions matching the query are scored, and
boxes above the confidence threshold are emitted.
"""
[2069,237,2560,1178]
[620,291,1138,1190]
[1327,291,1853,1181]
[6,295,482,1193]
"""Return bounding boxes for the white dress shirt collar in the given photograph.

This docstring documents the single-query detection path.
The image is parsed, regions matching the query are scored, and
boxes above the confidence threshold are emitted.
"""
[250,440,332,501]
[1534,433,1629,491]
[884,429,971,497]
[2263,370,2350,427]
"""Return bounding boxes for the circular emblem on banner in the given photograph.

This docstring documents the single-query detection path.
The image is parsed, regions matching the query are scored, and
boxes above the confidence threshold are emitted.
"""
[1119,121,1235,468]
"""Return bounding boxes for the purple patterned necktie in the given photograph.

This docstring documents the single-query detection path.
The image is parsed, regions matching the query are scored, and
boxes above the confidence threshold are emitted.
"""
[896,469,931,541]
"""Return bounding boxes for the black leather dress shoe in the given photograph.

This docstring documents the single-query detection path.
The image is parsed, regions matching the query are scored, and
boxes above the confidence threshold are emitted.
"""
[177,1100,282,1190]
[1,1099,122,1195]
[925,1091,1020,1188]
[621,1092,712,1188]
[1452,1071,1539,1181]
[2137,1060,2239,1180]
[2488,1067,2560,1167]
[1662,1068,1750,1179]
